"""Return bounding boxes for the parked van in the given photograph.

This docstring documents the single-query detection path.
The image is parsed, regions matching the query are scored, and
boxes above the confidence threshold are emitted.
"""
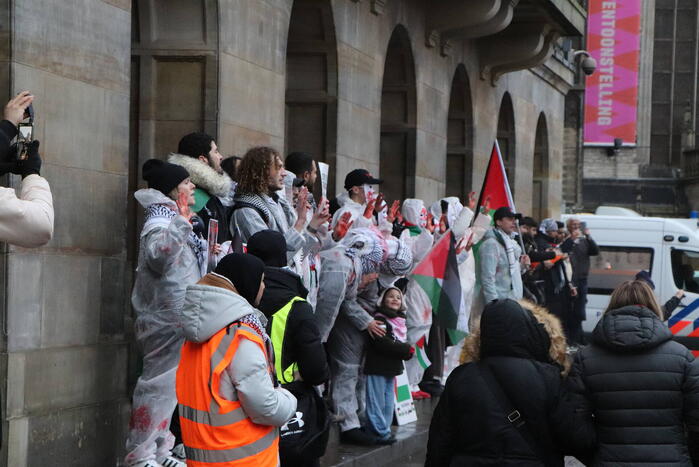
[562,207,699,352]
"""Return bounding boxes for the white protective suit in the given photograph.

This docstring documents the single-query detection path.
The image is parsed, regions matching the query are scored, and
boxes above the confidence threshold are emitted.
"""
[125,189,206,466]
[315,228,386,432]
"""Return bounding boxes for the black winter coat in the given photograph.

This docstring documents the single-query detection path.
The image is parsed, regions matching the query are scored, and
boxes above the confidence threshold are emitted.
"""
[257,266,329,385]
[426,299,595,467]
[570,305,699,466]
[364,311,412,377]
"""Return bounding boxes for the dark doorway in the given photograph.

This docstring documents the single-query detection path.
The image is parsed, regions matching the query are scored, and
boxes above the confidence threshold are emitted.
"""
[285,0,338,197]
[379,26,417,203]
[497,92,516,196]
[446,64,474,199]
[532,113,549,220]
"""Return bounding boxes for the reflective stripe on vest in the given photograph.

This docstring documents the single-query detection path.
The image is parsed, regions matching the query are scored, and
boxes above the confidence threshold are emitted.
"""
[270,296,305,384]
[176,323,279,466]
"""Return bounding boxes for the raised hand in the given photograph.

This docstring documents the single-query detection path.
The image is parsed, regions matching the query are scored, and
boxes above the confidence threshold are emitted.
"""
[455,233,475,254]
[4,91,33,127]
[292,187,310,231]
[387,200,400,223]
[374,192,386,214]
[309,196,331,230]
[363,192,377,219]
[176,191,193,221]
[467,191,477,211]
[426,212,436,234]
[333,212,354,241]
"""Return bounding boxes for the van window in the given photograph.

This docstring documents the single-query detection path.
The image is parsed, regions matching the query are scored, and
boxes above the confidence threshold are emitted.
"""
[671,249,699,294]
[588,246,654,295]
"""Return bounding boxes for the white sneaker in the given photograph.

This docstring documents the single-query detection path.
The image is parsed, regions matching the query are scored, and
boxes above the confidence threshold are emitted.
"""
[171,444,186,461]
[159,456,186,467]
[131,461,163,467]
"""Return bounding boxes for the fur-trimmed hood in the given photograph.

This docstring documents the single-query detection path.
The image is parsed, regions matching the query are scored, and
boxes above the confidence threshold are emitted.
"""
[168,153,232,198]
[460,299,570,375]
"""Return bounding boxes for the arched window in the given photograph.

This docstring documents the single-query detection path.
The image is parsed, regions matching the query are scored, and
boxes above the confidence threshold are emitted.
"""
[532,113,549,220]
[285,0,338,195]
[446,65,474,199]
[379,26,417,202]
[497,92,516,196]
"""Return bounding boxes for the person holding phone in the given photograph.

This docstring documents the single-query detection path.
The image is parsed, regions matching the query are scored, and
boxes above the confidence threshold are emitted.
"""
[0,91,53,248]
[561,217,599,345]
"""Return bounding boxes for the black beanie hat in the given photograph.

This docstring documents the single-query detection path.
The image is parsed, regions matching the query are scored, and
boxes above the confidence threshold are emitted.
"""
[247,230,287,267]
[142,159,190,196]
[214,253,265,306]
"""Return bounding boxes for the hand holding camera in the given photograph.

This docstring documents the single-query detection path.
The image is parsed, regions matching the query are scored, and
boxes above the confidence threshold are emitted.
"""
[4,91,33,127]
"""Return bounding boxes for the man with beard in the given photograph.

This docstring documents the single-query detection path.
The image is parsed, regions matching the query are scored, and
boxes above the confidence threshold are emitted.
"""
[168,132,232,242]
[231,146,329,264]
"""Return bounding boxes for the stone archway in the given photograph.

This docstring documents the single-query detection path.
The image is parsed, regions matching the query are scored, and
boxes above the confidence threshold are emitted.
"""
[446,64,474,199]
[532,113,549,220]
[285,0,338,195]
[379,25,417,202]
[497,92,516,196]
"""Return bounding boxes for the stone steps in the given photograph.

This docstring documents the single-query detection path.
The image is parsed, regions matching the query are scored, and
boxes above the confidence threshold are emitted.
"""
[320,398,437,467]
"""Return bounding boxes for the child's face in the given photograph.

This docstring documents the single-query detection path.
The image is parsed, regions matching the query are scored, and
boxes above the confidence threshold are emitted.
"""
[384,289,402,310]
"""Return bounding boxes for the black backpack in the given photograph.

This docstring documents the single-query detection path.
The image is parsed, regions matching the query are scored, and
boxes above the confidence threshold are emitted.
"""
[279,381,330,460]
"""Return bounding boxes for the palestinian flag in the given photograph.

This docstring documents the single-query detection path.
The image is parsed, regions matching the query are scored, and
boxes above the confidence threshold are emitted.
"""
[414,335,431,370]
[411,231,467,343]
[474,140,516,217]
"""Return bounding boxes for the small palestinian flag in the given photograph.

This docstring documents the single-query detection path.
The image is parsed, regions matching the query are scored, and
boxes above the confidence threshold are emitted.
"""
[414,335,431,370]
[411,230,467,343]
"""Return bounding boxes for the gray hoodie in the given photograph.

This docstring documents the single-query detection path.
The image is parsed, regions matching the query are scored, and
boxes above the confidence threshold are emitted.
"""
[180,273,297,427]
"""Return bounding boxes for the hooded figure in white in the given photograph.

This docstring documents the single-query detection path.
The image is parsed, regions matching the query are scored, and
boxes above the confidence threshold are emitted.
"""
[315,228,388,435]
[177,255,296,463]
[126,183,206,467]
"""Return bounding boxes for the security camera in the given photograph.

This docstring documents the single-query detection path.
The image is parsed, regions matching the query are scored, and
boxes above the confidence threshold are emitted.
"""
[581,56,597,76]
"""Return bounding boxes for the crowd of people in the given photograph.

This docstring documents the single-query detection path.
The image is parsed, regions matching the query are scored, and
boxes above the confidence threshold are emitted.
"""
[1,90,698,467]
[122,129,699,467]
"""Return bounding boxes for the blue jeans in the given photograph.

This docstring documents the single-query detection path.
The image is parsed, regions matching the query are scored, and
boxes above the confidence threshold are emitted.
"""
[365,374,394,439]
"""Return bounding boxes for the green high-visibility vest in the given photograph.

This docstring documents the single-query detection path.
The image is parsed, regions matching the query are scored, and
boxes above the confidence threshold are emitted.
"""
[270,296,305,384]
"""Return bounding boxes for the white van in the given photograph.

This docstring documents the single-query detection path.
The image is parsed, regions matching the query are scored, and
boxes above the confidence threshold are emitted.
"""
[562,207,699,352]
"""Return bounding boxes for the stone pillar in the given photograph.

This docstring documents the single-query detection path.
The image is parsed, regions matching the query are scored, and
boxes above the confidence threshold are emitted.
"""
[1,1,131,466]
[217,0,292,157]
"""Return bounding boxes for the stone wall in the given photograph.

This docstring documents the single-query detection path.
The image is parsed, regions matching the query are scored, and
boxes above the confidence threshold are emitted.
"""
[1,1,131,466]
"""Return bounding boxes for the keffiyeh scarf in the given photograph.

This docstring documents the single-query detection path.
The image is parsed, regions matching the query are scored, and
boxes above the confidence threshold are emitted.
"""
[144,204,206,273]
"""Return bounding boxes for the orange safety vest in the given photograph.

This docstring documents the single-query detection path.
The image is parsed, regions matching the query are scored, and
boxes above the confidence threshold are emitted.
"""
[176,323,279,466]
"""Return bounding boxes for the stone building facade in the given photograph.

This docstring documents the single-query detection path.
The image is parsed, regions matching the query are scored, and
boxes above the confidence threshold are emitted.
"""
[0,1,585,465]
[569,0,699,216]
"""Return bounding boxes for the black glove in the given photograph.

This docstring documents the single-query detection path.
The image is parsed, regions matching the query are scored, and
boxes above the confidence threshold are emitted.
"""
[13,140,41,178]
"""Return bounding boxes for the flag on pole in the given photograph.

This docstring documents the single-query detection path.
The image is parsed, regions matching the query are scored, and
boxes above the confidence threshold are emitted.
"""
[414,335,431,370]
[411,230,467,343]
[474,140,516,217]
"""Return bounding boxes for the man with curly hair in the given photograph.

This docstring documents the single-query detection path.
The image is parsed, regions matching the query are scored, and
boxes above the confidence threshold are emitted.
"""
[231,146,328,264]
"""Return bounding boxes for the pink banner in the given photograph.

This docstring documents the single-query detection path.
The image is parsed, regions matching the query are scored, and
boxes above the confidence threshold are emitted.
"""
[583,0,641,146]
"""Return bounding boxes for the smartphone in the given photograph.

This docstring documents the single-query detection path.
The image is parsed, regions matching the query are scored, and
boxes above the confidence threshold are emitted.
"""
[17,103,34,160]
[580,221,587,230]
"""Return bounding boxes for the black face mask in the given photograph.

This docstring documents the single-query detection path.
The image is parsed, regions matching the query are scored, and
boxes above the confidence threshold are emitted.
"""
[214,253,265,306]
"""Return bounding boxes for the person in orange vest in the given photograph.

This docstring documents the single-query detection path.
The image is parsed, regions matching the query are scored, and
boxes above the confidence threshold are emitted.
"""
[176,253,297,466]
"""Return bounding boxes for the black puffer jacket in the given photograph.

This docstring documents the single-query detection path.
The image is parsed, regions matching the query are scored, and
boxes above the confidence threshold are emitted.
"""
[426,299,595,466]
[257,266,329,385]
[570,305,699,466]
